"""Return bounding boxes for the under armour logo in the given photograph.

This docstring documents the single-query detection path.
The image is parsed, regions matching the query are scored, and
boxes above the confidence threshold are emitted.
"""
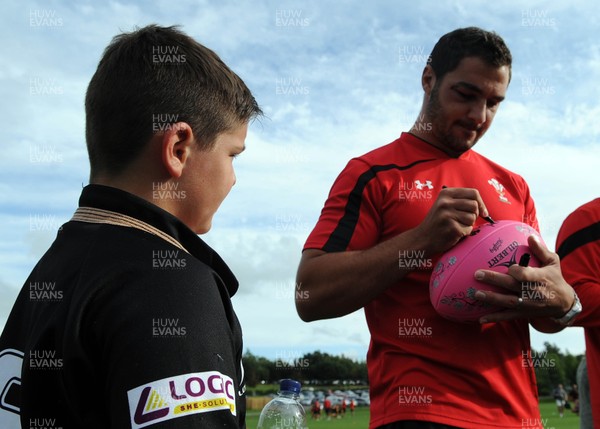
[415,180,433,190]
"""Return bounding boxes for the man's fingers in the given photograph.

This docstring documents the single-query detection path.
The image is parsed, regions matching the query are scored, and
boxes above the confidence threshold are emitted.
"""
[474,289,521,308]
[474,191,489,219]
[453,211,478,228]
[478,310,521,324]
[473,234,575,324]
[506,264,537,283]
[528,234,554,265]
[474,288,546,324]
[507,235,555,281]
[474,269,521,293]
[473,289,525,323]
[441,187,489,220]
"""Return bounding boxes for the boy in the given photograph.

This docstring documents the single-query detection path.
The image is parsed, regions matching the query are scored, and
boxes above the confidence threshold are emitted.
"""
[0,25,261,428]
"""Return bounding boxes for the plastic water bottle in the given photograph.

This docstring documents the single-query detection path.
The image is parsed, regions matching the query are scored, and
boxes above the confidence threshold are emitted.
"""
[257,379,307,429]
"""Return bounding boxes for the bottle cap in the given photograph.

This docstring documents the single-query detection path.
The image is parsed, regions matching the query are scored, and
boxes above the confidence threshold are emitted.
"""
[279,379,301,394]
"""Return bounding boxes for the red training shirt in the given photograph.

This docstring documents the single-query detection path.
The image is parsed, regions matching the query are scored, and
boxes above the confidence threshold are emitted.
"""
[304,133,543,429]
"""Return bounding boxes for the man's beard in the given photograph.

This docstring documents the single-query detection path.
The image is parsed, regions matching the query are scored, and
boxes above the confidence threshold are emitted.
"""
[425,84,482,155]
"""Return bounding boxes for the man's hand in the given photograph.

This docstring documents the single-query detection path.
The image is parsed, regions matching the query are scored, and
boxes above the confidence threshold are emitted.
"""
[472,234,576,324]
[415,187,490,255]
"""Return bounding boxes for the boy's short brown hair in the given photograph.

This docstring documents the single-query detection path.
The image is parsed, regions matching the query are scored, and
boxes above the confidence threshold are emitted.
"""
[85,24,262,178]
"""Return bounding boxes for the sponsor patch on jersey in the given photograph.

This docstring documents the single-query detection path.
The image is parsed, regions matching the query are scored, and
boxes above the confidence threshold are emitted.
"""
[127,370,236,428]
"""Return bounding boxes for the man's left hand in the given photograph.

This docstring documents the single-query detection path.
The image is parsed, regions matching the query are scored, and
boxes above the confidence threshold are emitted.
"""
[472,234,575,324]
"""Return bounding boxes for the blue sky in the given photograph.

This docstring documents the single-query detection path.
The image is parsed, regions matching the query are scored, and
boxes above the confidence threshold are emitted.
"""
[1,0,599,361]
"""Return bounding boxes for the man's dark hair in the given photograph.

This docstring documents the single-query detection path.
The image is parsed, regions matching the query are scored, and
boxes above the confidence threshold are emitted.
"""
[428,27,512,83]
[85,24,262,178]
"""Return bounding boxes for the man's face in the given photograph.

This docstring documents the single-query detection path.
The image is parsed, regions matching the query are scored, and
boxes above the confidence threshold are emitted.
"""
[179,122,248,234]
[424,56,510,156]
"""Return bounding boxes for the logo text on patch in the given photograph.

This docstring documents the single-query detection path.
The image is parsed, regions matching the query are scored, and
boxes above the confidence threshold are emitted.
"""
[128,370,236,428]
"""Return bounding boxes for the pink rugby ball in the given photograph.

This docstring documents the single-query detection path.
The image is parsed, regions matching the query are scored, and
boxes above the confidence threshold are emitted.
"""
[429,220,543,322]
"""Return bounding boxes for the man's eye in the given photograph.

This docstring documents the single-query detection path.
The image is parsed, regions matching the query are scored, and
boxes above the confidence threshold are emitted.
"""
[456,90,475,100]
[487,100,500,109]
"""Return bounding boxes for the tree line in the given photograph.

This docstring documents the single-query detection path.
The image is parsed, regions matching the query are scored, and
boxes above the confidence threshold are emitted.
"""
[243,342,582,397]
[530,342,583,396]
[243,350,368,387]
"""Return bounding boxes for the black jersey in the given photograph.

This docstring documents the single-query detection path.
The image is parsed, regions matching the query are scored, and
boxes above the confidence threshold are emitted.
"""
[0,184,246,428]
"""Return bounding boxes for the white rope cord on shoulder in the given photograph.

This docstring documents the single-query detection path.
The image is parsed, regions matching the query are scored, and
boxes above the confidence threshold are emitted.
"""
[71,207,189,254]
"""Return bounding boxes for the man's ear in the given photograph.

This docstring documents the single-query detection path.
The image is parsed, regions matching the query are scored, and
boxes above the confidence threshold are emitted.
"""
[161,122,194,179]
[421,65,436,96]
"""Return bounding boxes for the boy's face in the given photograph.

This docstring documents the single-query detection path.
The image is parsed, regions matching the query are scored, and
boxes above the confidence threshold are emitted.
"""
[179,122,248,234]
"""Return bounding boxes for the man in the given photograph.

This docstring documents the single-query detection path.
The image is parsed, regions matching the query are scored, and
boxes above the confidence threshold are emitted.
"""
[311,399,321,420]
[324,396,332,420]
[556,198,600,428]
[0,25,261,428]
[296,27,579,429]
[567,383,579,414]
[552,384,567,418]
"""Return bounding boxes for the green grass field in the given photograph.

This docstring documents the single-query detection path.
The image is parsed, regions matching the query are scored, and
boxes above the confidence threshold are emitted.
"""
[245,400,580,428]
[246,406,370,428]
[538,400,580,429]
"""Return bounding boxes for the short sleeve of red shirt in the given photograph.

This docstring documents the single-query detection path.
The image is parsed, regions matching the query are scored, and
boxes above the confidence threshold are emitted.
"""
[304,157,383,252]
[556,198,600,327]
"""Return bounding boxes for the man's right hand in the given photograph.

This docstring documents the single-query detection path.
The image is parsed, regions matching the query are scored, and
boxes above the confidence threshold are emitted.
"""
[296,187,490,321]
[415,187,490,255]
